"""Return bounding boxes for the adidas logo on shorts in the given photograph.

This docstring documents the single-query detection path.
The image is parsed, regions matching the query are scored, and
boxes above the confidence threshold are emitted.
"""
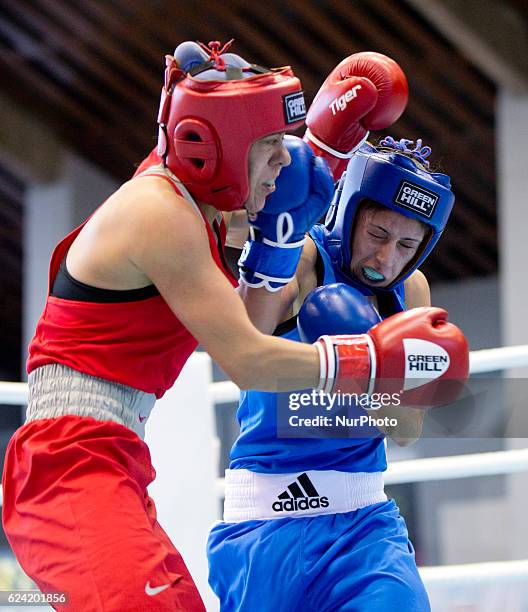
[271,473,329,513]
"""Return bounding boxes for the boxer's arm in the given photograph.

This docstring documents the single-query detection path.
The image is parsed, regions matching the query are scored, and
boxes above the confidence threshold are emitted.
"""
[238,234,320,332]
[127,184,320,391]
[222,216,295,333]
[374,402,425,447]
[283,237,319,321]
[237,279,300,333]
[224,209,301,333]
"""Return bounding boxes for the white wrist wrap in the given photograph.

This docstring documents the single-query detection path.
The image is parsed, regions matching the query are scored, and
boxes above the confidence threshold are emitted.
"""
[363,334,377,396]
[314,335,337,394]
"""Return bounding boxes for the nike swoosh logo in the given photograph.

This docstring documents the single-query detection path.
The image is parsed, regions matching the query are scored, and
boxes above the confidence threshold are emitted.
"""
[145,581,170,596]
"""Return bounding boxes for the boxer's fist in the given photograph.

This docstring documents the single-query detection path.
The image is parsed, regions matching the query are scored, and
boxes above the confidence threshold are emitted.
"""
[297,283,381,343]
[305,52,408,179]
[315,307,469,407]
[239,136,333,291]
[369,307,469,405]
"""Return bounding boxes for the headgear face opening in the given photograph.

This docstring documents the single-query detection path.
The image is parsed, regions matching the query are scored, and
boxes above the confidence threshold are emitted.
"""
[157,41,306,211]
[323,138,454,291]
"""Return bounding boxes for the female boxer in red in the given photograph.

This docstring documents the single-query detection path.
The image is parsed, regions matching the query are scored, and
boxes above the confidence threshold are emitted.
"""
[2,40,466,611]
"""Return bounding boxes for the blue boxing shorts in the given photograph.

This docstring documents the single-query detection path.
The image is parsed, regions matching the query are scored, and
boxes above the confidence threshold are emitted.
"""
[207,499,430,611]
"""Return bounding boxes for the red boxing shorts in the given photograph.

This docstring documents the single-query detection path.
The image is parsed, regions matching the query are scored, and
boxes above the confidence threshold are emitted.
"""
[2,416,205,611]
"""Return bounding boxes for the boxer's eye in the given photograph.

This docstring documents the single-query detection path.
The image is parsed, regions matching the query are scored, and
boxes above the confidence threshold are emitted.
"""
[264,135,284,146]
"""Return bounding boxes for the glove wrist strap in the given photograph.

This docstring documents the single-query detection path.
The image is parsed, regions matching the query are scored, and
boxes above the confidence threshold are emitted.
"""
[238,238,305,292]
[315,335,373,395]
[304,129,370,159]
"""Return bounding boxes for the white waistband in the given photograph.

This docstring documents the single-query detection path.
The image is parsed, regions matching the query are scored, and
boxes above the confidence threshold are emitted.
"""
[223,469,387,522]
[26,364,156,439]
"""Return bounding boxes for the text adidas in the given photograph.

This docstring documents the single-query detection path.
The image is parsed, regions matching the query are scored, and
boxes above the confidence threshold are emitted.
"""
[272,496,329,512]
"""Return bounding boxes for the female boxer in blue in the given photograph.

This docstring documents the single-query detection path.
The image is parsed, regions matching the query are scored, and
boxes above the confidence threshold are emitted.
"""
[207,135,457,611]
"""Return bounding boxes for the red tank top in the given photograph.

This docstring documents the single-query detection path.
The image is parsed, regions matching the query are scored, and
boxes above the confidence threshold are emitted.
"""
[27,150,238,398]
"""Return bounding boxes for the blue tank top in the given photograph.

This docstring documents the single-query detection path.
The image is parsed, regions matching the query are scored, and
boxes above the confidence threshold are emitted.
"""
[230,225,406,473]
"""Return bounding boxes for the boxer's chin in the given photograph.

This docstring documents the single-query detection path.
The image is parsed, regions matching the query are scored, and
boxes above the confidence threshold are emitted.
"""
[245,194,265,218]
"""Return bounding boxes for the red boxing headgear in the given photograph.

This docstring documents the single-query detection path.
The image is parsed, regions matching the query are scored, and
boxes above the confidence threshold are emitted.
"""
[157,41,306,211]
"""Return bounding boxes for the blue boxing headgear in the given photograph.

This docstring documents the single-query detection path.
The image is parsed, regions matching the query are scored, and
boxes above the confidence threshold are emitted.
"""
[323,136,454,292]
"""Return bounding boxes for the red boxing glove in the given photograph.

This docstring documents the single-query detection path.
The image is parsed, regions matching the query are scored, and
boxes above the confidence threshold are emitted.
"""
[305,52,408,180]
[314,308,469,407]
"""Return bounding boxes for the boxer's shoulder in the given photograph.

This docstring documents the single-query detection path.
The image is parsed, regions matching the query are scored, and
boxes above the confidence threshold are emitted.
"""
[87,176,212,284]
[66,175,208,290]
[295,236,319,303]
[125,174,195,209]
[298,237,318,283]
[404,269,430,308]
[117,176,205,234]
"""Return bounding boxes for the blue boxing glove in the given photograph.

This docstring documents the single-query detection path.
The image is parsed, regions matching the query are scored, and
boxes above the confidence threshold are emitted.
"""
[239,135,334,291]
[297,283,382,343]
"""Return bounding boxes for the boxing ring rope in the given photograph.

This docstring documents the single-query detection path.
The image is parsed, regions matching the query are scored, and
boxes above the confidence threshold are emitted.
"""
[419,559,528,586]
[1,344,528,608]
[0,381,27,405]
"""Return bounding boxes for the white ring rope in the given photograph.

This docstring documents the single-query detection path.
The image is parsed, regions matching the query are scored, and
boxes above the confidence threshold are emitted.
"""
[469,344,528,374]
[0,381,28,405]
[384,447,528,484]
[419,559,528,585]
